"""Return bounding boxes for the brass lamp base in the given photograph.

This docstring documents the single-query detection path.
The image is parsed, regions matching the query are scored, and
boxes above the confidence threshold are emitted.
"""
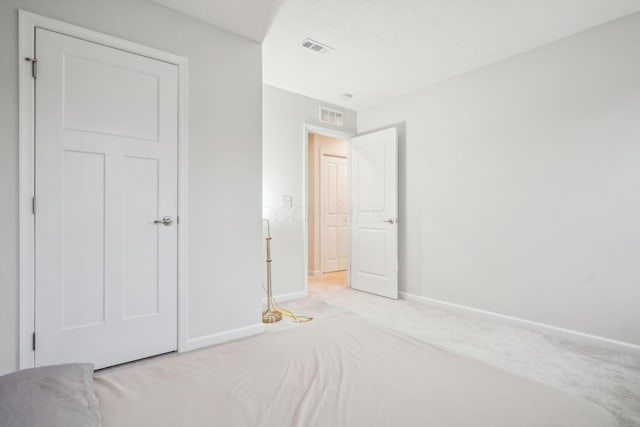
[262,309,282,324]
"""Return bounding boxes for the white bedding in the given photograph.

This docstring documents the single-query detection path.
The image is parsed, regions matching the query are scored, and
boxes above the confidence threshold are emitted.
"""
[94,316,618,426]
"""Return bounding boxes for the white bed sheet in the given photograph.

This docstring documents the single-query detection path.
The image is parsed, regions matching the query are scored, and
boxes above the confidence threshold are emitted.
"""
[94,316,618,426]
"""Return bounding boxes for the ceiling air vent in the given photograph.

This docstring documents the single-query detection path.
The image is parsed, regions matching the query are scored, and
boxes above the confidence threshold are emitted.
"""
[301,38,334,54]
[319,107,344,127]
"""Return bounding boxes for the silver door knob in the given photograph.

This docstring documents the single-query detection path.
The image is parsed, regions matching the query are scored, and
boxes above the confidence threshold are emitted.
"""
[154,216,173,226]
[384,218,396,224]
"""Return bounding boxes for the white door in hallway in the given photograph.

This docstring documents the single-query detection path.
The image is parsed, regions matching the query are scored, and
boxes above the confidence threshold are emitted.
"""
[349,127,398,299]
[321,154,348,272]
[34,28,179,369]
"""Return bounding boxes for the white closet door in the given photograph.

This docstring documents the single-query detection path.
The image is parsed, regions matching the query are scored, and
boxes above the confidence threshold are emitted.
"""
[338,157,349,271]
[321,154,342,273]
[350,128,398,299]
[34,28,179,369]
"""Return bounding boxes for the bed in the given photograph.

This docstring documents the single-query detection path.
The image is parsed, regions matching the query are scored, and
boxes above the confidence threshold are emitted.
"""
[90,315,617,427]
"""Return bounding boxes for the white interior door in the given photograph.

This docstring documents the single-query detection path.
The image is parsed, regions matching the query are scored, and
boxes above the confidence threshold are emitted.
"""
[349,128,398,299]
[34,28,179,369]
[321,154,348,273]
[338,157,349,271]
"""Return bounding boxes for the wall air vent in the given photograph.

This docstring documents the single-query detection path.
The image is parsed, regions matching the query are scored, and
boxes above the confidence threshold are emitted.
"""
[319,107,344,127]
[301,38,334,54]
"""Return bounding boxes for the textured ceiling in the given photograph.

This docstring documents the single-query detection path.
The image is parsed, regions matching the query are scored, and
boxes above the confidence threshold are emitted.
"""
[263,0,640,110]
[151,0,640,110]
[150,0,284,42]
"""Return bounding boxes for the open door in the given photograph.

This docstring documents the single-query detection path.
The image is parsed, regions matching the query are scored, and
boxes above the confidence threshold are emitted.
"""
[349,127,398,299]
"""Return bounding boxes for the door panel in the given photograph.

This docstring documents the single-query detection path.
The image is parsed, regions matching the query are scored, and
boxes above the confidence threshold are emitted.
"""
[62,151,106,329]
[35,28,178,369]
[350,128,398,299]
[122,156,160,320]
[63,54,160,140]
[357,143,386,210]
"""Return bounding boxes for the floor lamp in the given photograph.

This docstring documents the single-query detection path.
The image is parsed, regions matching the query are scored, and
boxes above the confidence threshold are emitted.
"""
[262,219,282,323]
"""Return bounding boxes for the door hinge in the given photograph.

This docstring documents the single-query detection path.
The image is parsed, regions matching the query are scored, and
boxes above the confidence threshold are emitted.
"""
[32,197,36,215]
[25,57,38,79]
[177,216,180,225]
[32,332,36,351]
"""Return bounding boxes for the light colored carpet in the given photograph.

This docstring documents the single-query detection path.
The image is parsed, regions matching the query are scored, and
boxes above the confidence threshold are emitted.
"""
[269,275,640,427]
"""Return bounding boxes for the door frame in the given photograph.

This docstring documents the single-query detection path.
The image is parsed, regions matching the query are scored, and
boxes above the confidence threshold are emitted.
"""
[18,10,190,369]
[302,124,354,297]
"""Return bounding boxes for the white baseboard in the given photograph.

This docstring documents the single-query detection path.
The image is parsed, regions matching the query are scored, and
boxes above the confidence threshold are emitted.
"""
[183,323,265,352]
[308,270,322,276]
[263,291,307,306]
[399,292,640,356]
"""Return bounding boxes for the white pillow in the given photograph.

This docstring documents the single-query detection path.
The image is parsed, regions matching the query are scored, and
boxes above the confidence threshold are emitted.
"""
[0,363,101,427]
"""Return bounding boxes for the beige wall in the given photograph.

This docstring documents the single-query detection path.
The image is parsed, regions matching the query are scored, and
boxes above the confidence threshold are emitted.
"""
[307,134,348,275]
[307,133,316,272]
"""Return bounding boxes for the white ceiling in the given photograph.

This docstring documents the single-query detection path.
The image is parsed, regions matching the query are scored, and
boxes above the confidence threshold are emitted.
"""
[150,0,284,42]
[152,0,640,111]
[263,0,640,110]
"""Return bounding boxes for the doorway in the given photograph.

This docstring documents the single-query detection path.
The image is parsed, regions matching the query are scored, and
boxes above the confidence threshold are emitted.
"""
[307,130,349,289]
[302,125,398,300]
